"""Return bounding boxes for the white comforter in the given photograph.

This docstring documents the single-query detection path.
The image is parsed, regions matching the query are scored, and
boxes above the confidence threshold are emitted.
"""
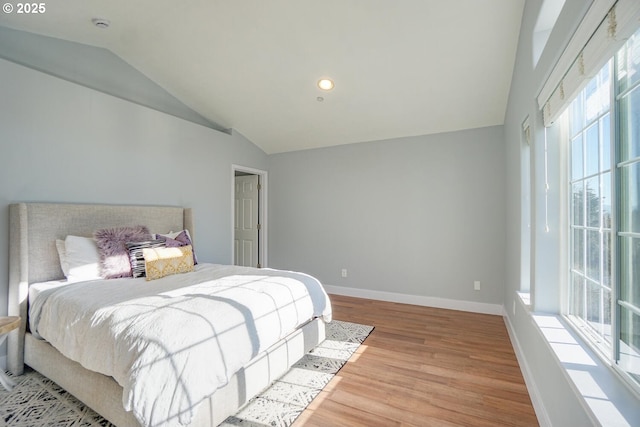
[29,263,332,427]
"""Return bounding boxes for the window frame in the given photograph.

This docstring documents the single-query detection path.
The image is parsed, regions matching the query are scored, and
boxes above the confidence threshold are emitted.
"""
[563,29,640,393]
[566,59,616,360]
[613,39,640,387]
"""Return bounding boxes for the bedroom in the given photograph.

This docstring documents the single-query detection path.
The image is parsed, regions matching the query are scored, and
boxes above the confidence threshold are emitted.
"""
[1,0,640,426]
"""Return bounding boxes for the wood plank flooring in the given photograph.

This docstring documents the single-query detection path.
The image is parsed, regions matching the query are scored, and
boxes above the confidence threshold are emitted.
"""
[294,294,539,427]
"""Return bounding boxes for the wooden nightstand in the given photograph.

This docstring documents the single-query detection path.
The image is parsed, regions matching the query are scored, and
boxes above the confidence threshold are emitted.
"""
[0,316,20,391]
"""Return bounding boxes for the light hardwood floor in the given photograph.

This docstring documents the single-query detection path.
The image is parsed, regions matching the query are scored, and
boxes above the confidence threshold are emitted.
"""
[294,294,539,427]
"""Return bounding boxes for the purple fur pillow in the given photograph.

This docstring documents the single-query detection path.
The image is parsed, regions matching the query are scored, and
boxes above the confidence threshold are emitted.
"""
[94,225,152,279]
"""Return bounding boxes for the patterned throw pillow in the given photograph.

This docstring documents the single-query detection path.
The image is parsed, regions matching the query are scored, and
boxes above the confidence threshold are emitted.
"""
[126,239,166,278]
[143,245,195,281]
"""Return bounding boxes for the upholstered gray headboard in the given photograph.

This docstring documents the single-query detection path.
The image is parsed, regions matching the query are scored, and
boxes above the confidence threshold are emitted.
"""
[7,202,193,374]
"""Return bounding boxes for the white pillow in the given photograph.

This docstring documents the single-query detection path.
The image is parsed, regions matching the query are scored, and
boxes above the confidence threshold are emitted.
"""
[55,239,70,277]
[64,235,102,282]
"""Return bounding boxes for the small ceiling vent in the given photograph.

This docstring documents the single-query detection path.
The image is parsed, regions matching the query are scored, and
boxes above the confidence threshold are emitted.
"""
[92,18,110,29]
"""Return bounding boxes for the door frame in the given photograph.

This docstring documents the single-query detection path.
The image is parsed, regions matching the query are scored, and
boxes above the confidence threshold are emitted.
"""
[231,164,268,267]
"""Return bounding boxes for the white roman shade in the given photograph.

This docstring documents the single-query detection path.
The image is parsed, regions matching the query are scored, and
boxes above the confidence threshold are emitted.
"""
[538,0,640,127]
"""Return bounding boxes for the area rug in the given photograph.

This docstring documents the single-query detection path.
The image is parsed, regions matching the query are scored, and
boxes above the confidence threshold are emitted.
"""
[0,320,373,427]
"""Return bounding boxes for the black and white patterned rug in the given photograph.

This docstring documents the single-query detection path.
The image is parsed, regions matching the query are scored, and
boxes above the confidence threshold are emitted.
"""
[0,320,373,427]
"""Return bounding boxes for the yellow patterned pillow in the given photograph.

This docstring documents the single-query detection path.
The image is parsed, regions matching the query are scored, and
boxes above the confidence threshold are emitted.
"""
[143,245,194,281]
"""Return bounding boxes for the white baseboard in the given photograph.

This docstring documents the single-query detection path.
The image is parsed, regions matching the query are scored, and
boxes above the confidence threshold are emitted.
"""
[323,284,504,315]
[502,311,551,427]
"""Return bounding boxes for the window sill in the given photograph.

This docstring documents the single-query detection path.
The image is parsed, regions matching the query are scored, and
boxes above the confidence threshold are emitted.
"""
[532,313,640,426]
[517,291,531,310]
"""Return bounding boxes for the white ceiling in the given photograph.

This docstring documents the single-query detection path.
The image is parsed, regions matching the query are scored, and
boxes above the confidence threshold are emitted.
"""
[0,1,524,154]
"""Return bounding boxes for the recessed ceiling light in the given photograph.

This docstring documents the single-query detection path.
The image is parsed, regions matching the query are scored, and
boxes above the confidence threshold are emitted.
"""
[92,18,110,29]
[317,78,334,91]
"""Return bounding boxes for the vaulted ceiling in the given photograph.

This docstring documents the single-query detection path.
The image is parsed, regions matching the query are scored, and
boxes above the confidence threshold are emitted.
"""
[0,1,524,153]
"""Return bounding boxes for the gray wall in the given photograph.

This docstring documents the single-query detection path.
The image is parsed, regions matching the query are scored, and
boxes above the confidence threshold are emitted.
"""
[269,126,506,305]
[0,58,269,320]
[0,26,226,132]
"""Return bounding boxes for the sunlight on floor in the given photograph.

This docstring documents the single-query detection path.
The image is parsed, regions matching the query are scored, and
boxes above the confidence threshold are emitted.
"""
[346,344,368,363]
[293,341,370,426]
[293,376,343,425]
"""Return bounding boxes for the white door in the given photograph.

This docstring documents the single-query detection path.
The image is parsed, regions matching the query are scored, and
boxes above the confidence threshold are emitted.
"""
[234,174,260,267]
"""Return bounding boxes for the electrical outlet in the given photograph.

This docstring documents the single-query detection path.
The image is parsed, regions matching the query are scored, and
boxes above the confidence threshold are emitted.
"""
[474,280,481,291]
[341,269,348,278]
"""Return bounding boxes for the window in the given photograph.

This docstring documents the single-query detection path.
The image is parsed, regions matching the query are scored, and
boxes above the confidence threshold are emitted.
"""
[565,27,640,388]
[567,60,613,354]
[616,28,640,383]
[532,0,566,67]
[521,117,531,293]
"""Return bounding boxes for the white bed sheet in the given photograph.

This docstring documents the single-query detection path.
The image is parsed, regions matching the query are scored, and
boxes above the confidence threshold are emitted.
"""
[28,279,71,338]
[29,263,332,427]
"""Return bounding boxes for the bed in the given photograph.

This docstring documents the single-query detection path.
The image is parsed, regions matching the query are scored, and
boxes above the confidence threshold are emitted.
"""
[6,202,331,427]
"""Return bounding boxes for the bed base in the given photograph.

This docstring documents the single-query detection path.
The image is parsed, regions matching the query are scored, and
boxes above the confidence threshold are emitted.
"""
[25,318,325,427]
